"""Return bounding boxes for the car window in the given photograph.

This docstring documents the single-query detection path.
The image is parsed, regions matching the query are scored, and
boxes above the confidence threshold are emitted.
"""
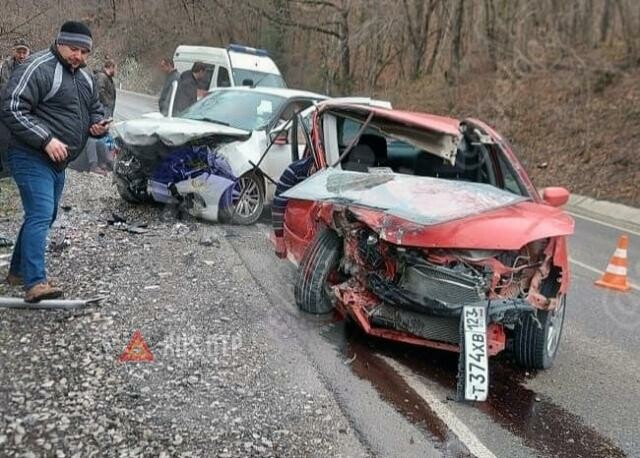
[497,154,525,196]
[232,69,286,88]
[217,67,231,87]
[179,90,287,131]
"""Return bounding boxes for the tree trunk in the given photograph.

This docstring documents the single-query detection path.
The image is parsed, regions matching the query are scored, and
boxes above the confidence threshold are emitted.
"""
[447,0,465,85]
[600,0,612,43]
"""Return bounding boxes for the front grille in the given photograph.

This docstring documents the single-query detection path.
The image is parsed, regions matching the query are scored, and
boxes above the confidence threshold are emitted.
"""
[399,262,486,306]
[370,303,460,344]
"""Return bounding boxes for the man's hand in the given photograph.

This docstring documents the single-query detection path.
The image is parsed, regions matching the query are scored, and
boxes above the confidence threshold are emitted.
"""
[89,119,111,136]
[44,138,68,163]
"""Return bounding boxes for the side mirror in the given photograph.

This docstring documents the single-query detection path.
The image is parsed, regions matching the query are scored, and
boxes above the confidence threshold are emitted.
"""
[542,187,570,207]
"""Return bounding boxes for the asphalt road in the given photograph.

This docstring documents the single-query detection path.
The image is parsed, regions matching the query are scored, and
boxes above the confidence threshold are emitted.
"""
[114,91,640,458]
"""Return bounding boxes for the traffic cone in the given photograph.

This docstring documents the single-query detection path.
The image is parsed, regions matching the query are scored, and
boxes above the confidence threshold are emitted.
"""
[595,235,630,292]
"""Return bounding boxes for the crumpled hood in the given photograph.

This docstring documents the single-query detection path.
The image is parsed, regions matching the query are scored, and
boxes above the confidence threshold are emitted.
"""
[113,117,250,147]
[283,169,574,249]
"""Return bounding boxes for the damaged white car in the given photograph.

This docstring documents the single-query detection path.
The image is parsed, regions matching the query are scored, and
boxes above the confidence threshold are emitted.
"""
[112,87,326,224]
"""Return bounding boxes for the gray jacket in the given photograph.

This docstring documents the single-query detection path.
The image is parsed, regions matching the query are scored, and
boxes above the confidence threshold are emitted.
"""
[0,46,105,170]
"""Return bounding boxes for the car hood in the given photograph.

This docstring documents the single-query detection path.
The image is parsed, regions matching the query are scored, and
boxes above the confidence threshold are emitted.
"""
[283,169,574,249]
[113,116,250,147]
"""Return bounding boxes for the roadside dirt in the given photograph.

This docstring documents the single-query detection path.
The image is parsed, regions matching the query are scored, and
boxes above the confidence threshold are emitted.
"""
[382,59,640,207]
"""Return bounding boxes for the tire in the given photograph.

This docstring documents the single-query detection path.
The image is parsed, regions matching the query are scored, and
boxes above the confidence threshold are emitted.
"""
[113,147,151,204]
[514,289,566,370]
[294,229,342,314]
[219,172,265,225]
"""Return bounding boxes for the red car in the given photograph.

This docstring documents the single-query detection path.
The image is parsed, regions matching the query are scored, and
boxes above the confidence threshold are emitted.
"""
[276,103,574,399]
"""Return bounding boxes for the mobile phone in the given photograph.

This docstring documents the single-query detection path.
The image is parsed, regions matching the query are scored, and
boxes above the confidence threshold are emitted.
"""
[100,117,113,125]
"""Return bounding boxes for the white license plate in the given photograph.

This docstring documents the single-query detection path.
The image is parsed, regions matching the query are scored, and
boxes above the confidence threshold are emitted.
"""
[463,305,489,401]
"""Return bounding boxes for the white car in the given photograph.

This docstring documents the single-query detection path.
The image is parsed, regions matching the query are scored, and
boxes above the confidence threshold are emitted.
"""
[113,87,391,224]
[113,87,327,224]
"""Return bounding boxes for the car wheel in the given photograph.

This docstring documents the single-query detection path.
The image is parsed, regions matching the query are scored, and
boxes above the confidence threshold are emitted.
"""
[514,292,566,370]
[113,147,151,204]
[294,228,342,314]
[220,172,265,225]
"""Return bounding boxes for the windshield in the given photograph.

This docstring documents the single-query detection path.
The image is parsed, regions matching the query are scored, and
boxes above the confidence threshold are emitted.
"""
[232,69,287,88]
[179,90,287,131]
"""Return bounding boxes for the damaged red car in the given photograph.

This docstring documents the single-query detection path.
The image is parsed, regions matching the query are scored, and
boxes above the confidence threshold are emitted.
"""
[276,103,574,400]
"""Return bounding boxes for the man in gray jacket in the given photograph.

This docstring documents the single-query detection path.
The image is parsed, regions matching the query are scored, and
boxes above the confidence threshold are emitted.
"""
[0,21,108,302]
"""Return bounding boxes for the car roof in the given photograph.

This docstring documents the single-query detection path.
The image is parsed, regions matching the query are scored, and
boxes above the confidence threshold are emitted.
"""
[319,102,461,136]
[214,86,328,100]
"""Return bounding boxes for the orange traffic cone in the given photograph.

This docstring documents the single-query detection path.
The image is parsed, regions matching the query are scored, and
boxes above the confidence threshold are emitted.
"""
[595,235,630,292]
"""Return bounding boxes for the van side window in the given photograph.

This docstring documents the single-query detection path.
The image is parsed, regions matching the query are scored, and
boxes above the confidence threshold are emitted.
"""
[217,67,231,87]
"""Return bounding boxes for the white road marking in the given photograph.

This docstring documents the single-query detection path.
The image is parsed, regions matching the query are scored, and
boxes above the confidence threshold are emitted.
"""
[382,356,497,458]
[569,257,639,291]
[567,211,640,237]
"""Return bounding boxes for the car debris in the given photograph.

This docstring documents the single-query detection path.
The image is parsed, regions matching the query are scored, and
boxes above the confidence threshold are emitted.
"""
[0,295,107,310]
[276,102,575,401]
[107,212,149,234]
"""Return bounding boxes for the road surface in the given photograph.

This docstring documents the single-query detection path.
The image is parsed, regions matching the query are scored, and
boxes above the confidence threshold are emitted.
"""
[112,91,640,457]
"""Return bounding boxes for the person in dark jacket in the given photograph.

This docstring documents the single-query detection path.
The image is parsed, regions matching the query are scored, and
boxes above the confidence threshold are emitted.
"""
[158,57,179,116]
[172,62,206,115]
[0,21,108,302]
[0,39,30,91]
[94,59,116,117]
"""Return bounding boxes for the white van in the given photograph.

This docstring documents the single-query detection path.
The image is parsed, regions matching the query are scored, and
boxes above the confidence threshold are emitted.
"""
[172,44,286,90]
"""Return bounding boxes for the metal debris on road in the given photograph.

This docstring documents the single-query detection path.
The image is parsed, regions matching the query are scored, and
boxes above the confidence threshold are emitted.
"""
[0,295,107,310]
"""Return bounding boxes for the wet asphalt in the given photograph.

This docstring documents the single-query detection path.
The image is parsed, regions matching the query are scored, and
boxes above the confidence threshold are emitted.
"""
[115,93,640,457]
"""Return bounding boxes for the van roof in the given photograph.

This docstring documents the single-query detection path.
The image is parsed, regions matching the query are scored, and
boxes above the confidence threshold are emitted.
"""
[173,45,282,75]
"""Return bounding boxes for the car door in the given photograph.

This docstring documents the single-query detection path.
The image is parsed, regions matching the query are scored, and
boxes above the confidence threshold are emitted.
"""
[262,99,316,187]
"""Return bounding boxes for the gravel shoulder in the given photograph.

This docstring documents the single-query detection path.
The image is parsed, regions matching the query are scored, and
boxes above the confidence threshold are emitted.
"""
[0,171,367,457]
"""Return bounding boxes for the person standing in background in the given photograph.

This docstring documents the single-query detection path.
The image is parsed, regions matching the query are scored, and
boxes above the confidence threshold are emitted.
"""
[172,62,206,115]
[0,39,30,91]
[158,57,179,116]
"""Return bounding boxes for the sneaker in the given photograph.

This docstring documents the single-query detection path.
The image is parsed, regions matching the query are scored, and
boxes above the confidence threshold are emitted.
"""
[25,282,63,303]
[5,272,22,286]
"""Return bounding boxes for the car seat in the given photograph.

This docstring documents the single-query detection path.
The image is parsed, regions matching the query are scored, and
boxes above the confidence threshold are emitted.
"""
[342,134,388,172]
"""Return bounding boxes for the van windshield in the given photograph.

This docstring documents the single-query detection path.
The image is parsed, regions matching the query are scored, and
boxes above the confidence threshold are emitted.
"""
[233,69,286,88]
[179,89,287,131]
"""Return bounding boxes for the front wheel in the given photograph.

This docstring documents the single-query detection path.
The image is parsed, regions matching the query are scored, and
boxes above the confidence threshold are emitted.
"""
[219,172,265,225]
[514,295,566,369]
[113,147,151,204]
[294,229,342,314]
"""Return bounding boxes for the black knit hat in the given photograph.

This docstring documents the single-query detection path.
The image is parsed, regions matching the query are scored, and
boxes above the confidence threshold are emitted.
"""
[56,21,93,51]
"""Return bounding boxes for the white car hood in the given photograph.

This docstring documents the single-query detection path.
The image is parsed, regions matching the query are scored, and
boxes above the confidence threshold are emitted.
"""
[113,117,250,147]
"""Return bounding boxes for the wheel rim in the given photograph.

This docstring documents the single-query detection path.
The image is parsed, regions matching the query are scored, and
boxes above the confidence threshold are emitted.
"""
[546,298,565,357]
[231,177,261,218]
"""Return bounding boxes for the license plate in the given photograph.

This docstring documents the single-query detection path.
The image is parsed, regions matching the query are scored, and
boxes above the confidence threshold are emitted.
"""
[463,305,489,401]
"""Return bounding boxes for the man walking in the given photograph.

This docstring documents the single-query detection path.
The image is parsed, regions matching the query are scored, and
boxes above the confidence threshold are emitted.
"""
[158,57,179,116]
[173,62,206,115]
[0,39,30,90]
[1,21,108,302]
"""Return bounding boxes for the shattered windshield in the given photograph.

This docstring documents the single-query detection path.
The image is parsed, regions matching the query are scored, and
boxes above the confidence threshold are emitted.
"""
[282,169,528,226]
[179,90,286,131]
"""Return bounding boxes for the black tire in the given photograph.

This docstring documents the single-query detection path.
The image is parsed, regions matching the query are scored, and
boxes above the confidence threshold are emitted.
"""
[113,147,151,204]
[514,291,566,370]
[219,172,265,225]
[294,229,342,314]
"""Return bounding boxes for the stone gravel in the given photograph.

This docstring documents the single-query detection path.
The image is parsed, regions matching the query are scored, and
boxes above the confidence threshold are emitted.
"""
[0,171,366,457]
